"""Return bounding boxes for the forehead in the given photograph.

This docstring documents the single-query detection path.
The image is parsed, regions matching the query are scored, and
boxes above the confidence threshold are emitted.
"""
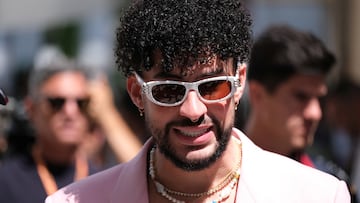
[279,74,327,95]
[40,71,88,96]
[143,53,235,80]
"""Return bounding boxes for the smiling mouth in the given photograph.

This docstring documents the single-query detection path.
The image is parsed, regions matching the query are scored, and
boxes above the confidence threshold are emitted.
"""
[175,128,210,137]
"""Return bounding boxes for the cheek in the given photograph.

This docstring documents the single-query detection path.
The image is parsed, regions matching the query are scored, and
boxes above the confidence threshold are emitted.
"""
[80,118,91,132]
[33,110,52,130]
[144,103,170,127]
[262,103,289,131]
[67,115,91,134]
[72,117,88,130]
[208,101,234,125]
[224,106,236,127]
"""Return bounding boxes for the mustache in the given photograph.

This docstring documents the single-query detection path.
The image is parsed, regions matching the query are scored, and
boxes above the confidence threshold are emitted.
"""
[170,115,206,127]
[163,115,208,136]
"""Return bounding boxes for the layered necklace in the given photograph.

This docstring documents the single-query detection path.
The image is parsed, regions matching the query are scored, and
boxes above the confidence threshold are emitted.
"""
[149,140,242,203]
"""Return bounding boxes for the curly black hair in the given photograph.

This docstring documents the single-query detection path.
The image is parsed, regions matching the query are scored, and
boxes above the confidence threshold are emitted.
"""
[115,0,252,77]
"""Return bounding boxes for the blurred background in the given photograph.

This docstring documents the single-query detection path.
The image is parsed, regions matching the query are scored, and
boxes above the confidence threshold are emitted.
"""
[1,0,360,174]
[1,0,359,98]
[1,0,360,97]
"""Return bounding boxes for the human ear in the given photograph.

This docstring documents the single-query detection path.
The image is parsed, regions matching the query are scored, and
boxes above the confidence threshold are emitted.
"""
[126,75,144,109]
[23,96,36,121]
[234,63,247,103]
[247,81,267,108]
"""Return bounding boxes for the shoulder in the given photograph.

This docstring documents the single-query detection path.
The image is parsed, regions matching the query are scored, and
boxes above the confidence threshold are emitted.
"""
[234,128,344,180]
[234,129,351,202]
[311,154,351,182]
[0,154,33,176]
[46,139,154,203]
[46,164,125,203]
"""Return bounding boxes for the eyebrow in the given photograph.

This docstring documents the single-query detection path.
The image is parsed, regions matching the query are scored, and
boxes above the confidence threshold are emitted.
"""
[154,72,182,80]
[203,68,225,76]
[153,68,226,81]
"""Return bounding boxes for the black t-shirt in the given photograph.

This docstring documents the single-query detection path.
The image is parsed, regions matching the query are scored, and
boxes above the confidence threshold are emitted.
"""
[0,153,99,203]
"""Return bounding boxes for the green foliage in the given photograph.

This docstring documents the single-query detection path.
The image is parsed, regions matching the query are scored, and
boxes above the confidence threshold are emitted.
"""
[44,23,79,58]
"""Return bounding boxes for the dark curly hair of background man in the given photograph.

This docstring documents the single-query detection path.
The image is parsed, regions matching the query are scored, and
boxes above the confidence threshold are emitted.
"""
[115,0,252,76]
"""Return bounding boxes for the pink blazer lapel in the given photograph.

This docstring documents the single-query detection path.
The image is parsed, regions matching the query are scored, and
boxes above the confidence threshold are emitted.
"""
[110,139,154,203]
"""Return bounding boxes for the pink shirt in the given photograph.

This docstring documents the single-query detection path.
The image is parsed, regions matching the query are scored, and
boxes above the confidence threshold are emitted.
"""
[46,129,351,203]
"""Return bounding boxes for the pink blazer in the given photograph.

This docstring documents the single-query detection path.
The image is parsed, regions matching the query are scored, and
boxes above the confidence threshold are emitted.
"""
[46,129,350,203]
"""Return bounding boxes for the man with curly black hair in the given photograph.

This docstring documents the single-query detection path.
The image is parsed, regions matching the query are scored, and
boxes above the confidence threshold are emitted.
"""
[46,0,350,202]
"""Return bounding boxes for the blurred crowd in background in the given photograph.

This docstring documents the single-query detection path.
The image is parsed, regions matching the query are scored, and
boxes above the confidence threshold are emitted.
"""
[1,0,360,202]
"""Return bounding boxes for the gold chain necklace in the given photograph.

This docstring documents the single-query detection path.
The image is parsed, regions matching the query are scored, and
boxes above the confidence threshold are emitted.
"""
[149,140,242,203]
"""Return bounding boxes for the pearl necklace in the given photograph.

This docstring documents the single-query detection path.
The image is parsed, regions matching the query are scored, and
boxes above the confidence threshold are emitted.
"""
[149,141,242,203]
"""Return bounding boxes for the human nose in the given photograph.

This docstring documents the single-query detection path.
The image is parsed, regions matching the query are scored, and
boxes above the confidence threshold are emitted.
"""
[62,99,83,115]
[304,98,322,121]
[179,90,207,121]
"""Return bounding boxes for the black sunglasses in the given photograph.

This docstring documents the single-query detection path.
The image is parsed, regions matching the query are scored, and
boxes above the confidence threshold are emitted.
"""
[45,97,90,112]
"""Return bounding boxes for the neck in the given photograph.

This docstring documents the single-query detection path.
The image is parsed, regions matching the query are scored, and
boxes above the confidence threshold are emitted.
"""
[245,117,291,157]
[149,136,242,201]
[32,143,89,195]
[289,150,306,161]
[34,141,78,165]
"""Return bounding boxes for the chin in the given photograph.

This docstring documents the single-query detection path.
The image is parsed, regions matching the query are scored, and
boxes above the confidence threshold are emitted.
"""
[293,141,307,151]
[185,145,216,160]
[58,134,84,145]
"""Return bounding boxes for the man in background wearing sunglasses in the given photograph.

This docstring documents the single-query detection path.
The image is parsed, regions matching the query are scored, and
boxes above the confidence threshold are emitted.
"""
[0,47,100,203]
[46,0,350,202]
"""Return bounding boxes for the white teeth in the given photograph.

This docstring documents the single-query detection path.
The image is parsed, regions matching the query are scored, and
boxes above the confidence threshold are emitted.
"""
[179,129,207,137]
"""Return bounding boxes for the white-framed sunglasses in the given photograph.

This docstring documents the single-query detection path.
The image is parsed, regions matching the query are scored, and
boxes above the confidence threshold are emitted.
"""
[135,72,240,107]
